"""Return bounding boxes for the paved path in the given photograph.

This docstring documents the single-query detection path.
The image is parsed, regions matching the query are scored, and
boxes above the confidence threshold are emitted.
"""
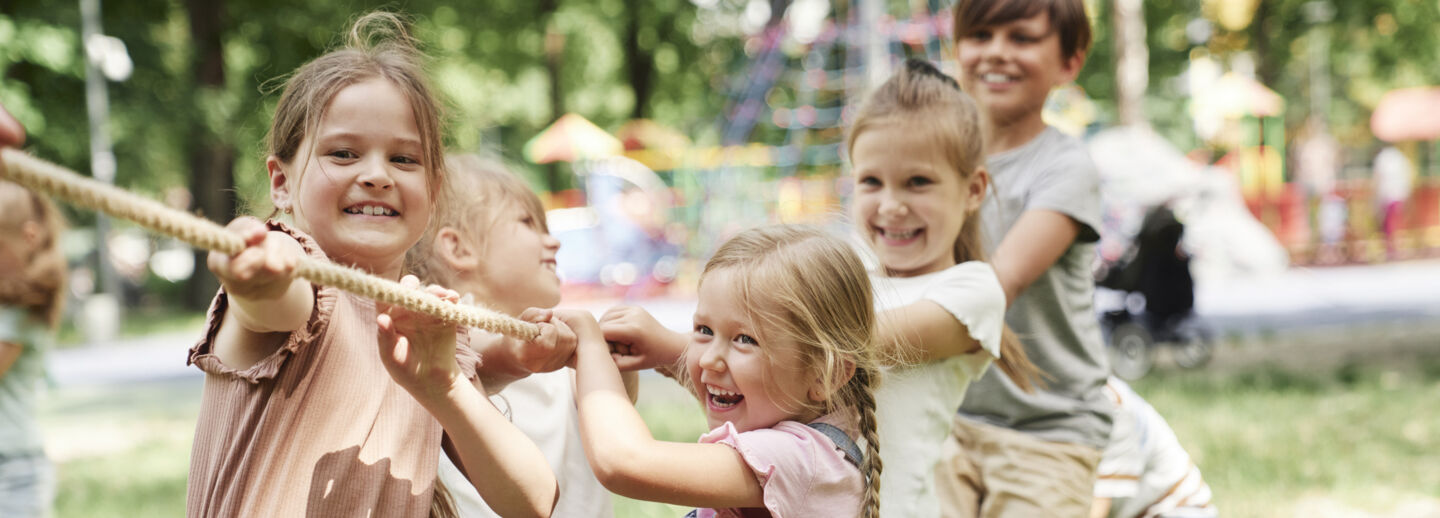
[50,261,1440,387]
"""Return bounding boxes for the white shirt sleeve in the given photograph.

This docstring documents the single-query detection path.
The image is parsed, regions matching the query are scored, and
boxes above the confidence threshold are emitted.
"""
[918,261,1006,360]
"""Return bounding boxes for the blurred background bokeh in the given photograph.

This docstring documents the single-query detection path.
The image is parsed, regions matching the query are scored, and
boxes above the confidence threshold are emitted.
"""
[3,0,1438,516]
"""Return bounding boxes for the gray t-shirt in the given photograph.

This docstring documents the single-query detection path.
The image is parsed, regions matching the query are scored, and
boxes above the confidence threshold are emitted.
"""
[958,126,1114,449]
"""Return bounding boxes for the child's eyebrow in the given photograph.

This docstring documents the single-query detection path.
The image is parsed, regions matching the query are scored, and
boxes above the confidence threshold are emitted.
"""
[389,136,423,149]
[315,131,422,150]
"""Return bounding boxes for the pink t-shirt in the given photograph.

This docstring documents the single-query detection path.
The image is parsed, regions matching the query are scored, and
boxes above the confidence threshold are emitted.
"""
[696,416,864,518]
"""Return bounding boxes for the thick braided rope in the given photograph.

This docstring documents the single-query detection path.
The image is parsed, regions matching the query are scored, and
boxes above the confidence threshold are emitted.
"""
[0,148,539,340]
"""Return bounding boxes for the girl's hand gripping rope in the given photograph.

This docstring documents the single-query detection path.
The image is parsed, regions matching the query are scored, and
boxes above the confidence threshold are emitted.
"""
[514,307,578,374]
[208,217,312,334]
[208,218,301,300]
[599,305,686,374]
[377,275,464,402]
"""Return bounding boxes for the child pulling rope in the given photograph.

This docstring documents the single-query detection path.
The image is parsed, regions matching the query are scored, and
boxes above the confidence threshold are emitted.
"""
[0,148,539,341]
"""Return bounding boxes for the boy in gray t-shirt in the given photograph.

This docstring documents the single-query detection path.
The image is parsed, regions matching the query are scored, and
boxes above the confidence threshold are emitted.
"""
[962,125,1111,449]
[938,1,1113,516]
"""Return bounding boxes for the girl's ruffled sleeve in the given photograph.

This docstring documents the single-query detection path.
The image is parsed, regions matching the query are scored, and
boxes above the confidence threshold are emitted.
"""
[698,421,863,518]
[454,327,481,382]
[186,220,338,383]
[920,261,1006,376]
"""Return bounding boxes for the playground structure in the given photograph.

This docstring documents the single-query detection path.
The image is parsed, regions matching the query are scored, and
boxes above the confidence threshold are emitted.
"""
[538,3,959,298]
[529,2,1440,302]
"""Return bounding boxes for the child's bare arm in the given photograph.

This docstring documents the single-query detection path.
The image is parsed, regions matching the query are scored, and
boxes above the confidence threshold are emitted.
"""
[874,263,1006,363]
[990,210,1081,307]
[378,279,558,518]
[207,217,313,369]
[1090,496,1113,518]
[875,301,982,363]
[560,308,764,509]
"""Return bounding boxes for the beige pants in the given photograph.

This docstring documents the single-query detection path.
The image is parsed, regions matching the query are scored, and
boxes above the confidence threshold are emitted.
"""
[935,417,1102,518]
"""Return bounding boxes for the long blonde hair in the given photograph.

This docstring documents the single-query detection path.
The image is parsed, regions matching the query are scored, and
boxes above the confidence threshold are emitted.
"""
[407,154,548,289]
[846,59,1041,392]
[698,225,883,518]
[264,11,447,218]
[0,180,67,329]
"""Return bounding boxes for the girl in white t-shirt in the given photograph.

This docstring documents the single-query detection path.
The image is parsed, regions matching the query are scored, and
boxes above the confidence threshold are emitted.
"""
[846,58,1041,517]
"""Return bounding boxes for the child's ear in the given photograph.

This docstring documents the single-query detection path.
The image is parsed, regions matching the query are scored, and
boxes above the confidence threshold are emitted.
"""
[808,359,857,402]
[435,227,479,273]
[1058,50,1087,84]
[267,155,293,213]
[20,220,42,248]
[967,167,991,207]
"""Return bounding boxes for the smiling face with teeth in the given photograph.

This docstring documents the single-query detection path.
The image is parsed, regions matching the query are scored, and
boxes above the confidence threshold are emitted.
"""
[954,10,1083,140]
[685,268,826,432]
[850,121,987,278]
[268,78,433,279]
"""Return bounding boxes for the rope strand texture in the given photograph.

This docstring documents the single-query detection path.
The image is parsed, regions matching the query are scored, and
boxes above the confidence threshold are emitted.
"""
[0,148,539,340]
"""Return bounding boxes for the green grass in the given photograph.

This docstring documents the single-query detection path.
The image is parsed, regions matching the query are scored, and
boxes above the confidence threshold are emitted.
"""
[39,358,1440,517]
[1129,361,1440,517]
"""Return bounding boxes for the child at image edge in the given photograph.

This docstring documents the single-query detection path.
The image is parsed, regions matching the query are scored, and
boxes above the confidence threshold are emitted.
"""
[185,13,556,518]
[561,225,884,517]
[937,0,1115,516]
[0,177,66,518]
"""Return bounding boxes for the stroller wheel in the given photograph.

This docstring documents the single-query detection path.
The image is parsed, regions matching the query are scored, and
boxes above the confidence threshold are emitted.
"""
[1107,322,1154,380]
[1171,320,1215,369]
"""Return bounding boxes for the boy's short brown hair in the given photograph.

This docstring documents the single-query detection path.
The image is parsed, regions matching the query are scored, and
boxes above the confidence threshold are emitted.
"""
[952,0,1093,60]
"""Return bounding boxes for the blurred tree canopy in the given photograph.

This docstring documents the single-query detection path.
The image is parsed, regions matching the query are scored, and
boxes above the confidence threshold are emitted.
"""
[2,0,1437,308]
[1078,0,1440,152]
[0,0,748,307]
[1,0,750,201]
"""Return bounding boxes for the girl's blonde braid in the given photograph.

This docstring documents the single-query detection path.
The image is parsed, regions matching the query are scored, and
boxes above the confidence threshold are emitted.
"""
[0,148,538,340]
[854,366,883,518]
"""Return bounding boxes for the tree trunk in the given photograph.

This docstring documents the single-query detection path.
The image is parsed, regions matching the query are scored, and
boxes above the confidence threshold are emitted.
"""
[1112,0,1148,127]
[769,0,790,27]
[624,0,653,120]
[541,0,565,192]
[1251,0,1275,87]
[185,0,235,310]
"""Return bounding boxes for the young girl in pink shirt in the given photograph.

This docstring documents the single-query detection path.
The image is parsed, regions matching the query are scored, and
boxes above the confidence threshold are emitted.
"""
[188,13,555,517]
[556,225,883,518]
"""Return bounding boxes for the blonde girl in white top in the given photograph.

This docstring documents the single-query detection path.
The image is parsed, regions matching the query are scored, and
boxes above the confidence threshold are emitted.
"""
[846,58,1041,517]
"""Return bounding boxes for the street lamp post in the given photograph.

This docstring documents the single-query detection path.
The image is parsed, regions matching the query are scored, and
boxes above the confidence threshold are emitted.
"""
[80,0,126,342]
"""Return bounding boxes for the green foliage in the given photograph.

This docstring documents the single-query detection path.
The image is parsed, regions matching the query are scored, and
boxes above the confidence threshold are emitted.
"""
[1077,0,1440,152]
[1,0,741,207]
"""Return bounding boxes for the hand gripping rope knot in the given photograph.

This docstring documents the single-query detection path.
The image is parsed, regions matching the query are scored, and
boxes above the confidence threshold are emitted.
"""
[0,148,539,341]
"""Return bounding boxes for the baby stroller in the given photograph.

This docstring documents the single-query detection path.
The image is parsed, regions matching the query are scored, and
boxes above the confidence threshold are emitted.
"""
[1095,205,1214,379]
